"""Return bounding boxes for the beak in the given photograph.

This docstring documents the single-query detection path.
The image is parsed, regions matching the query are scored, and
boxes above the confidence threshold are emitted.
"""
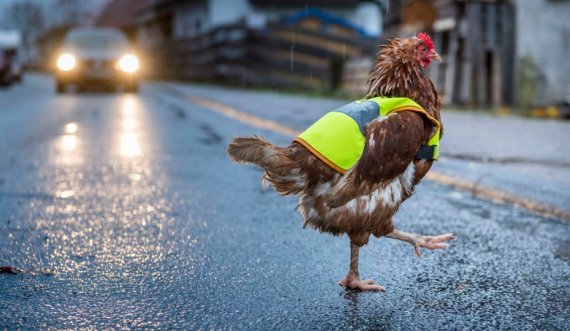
[430,51,441,62]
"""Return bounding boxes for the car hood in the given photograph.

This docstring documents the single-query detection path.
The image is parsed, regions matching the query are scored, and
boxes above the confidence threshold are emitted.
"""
[65,47,128,60]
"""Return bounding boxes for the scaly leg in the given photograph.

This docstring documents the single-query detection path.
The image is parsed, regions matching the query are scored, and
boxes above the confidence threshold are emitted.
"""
[386,229,455,256]
[338,241,385,291]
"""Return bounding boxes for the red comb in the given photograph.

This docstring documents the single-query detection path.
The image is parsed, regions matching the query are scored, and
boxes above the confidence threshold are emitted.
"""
[417,32,434,50]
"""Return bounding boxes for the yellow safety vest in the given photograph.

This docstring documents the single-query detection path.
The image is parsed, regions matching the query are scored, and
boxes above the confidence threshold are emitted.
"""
[294,97,441,174]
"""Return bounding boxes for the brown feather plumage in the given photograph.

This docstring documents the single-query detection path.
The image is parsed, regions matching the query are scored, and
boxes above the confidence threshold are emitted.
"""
[228,35,442,245]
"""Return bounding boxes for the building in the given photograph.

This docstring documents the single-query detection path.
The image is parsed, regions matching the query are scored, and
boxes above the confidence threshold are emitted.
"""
[384,0,570,108]
[97,0,156,41]
[133,0,384,45]
[97,0,384,90]
[515,0,570,108]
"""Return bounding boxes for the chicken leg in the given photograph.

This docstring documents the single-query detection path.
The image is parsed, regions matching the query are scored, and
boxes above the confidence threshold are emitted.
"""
[386,229,455,256]
[338,242,385,291]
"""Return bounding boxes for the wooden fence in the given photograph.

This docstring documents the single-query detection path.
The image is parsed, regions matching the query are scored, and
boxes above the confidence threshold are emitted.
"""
[342,56,374,97]
[143,21,376,91]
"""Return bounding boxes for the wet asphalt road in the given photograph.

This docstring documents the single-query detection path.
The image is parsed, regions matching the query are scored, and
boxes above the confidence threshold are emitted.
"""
[0,74,569,330]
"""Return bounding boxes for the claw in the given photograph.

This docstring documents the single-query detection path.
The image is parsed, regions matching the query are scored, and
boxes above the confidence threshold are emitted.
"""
[414,245,422,257]
[416,232,455,256]
[388,230,455,257]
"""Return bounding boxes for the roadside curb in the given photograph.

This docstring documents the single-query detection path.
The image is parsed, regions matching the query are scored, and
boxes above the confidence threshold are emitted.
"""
[425,172,570,222]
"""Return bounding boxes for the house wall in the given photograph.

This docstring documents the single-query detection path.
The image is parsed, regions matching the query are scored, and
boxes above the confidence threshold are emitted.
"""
[428,1,517,107]
[327,3,383,37]
[514,0,570,105]
[355,3,383,37]
[173,0,208,39]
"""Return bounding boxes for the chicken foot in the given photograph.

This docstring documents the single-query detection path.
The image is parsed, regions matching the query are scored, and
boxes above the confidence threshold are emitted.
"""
[338,241,385,291]
[386,229,455,256]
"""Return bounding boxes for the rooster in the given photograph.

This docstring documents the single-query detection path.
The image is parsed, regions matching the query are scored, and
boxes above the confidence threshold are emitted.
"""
[228,33,454,291]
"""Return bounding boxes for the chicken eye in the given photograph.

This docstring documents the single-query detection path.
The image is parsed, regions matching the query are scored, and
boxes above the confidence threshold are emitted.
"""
[422,47,427,52]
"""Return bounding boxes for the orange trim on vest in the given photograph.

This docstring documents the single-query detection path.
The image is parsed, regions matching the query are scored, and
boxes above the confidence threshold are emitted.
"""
[294,136,348,174]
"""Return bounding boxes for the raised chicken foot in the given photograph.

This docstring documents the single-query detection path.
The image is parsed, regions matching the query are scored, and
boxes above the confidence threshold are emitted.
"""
[386,229,455,257]
[338,242,385,291]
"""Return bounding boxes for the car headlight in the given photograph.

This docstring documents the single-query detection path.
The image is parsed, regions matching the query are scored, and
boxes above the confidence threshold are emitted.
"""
[57,53,76,71]
[118,54,139,73]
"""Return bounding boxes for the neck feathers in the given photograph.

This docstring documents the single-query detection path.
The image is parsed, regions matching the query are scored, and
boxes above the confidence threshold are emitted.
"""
[365,39,424,99]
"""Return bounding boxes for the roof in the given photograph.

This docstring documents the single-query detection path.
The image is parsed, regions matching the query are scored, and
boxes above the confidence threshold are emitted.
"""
[283,7,373,38]
[251,0,368,7]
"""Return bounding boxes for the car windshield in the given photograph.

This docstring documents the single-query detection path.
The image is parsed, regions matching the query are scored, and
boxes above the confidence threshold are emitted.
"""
[65,29,128,50]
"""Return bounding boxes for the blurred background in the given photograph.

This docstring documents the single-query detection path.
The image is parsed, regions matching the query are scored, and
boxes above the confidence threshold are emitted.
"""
[0,0,569,116]
[1,2,569,329]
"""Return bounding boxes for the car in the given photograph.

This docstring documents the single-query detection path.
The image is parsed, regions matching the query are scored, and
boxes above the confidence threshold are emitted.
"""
[0,49,22,87]
[0,50,12,87]
[54,27,140,93]
[0,30,22,88]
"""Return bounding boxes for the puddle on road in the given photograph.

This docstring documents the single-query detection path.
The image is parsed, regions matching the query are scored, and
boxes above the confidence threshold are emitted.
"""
[0,94,187,283]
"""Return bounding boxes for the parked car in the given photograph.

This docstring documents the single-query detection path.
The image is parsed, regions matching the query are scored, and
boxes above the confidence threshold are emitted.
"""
[0,50,12,87]
[0,30,22,88]
[54,27,140,93]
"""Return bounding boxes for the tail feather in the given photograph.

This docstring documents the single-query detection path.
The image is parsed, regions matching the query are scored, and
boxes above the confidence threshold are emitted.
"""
[227,136,292,170]
[228,136,304,195]
[228,136,270,164]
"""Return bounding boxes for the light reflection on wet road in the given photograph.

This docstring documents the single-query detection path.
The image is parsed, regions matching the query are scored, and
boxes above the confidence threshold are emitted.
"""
[0,76,184,328]
[0,74,568,330]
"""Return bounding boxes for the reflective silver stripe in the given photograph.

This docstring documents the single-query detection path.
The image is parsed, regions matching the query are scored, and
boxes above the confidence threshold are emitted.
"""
[332,100,379,135]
